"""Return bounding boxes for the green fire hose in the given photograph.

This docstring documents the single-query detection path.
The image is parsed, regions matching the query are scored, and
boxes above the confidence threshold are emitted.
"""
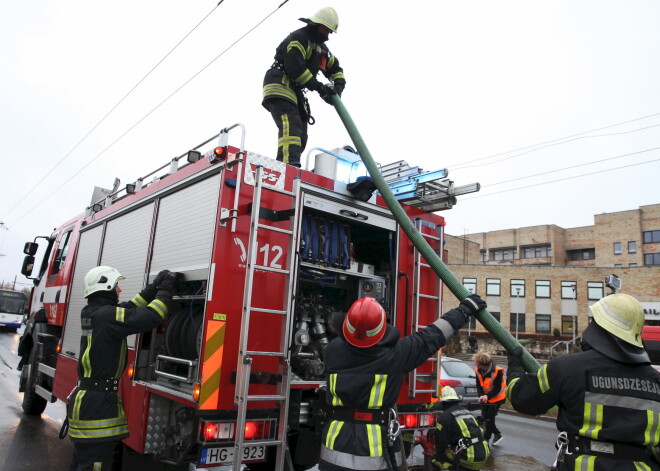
[330,94,541,373]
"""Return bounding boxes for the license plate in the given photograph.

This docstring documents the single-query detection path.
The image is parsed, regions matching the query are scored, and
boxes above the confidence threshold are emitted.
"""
[200,445,266,465]
[466,387,477,395]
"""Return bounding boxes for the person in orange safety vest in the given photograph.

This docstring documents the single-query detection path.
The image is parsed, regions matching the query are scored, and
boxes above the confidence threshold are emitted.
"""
[472,352,506,447]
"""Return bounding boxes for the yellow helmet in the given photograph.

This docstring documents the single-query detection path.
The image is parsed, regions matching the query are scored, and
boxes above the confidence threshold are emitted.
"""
[300,7,339,32]
[83,266,124,298]
[589,293,645,348]
[440,386,460,402]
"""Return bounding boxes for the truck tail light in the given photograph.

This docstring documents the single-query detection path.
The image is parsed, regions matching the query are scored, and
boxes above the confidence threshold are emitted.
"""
[193,382,201,402]
[244,422,256,439]
[199,418,276,443]
[397,413,435,429]
[403,414,418,428]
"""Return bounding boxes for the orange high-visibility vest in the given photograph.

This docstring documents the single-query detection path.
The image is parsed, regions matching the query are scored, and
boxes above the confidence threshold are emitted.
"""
[475,366,507,403]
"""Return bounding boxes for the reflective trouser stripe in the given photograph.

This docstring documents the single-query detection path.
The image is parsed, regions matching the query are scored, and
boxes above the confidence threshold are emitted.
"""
[634,462,652,471]
[329,374,343,406]
[325,420,343,449]
[368,374,387,408]
[320,444,402,469]
[575,455,596,471]
[579,402,603,439]
[366,424,382,457]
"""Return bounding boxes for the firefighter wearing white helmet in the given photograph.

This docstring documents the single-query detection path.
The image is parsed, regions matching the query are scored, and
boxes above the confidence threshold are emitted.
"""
[421,386,490,470]
[262,6,346,168]
[319,294,487,471]
[506,290,660,470]
[67,266,177,471]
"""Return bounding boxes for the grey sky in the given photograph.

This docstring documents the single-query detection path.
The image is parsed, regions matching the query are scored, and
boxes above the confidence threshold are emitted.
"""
[1,0,659,286]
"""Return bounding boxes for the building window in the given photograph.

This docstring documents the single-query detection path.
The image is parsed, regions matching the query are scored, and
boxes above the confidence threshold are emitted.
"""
[628,241,636,253]
[613,242,622,255]
[510,313,525,334]
[535,280,551,298]
[486,278,501,296]
[583,249,594,260]
[587,281,604,300]
[614,264,622,268]
[465,316,476,331]
[523,248,532,259]
[643,230,660,243]
[463,278,477,294]
[490,312,501,322]
[503,249,510,260]
[645,253,660,266]
[492,250,501,261]
[561,281,576,299]
[630,263,637,267]
[567,248,595,261]
[511,279,525,297]
[535,314,551,333]
[480,250,487,262]
[562,315,578,335]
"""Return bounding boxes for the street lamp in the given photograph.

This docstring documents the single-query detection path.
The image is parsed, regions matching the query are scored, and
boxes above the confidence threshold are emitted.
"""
[515,287,521,340]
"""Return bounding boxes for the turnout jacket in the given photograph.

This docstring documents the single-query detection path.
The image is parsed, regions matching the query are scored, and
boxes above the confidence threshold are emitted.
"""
[507,348,660,470]
[262,25,345,107]
[475,363,506,404]
[319,311,461,471]
[433,403,490,470]
[68,288,171,443]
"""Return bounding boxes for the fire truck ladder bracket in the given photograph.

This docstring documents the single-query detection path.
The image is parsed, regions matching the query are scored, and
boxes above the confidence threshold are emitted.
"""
[233,165,301,471]
[380,160,480,212]
[408,218,443,399]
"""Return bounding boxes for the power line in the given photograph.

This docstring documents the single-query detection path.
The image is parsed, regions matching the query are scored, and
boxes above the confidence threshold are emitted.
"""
[463,157,660,200]
[452,123,660,171]
[9,0,290,228]
[446,111,660,170]
[0,1,225,222]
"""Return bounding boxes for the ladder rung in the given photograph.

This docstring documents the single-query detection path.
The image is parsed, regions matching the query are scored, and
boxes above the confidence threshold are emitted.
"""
[245,350,285,357]
[419,294,440,300]
[256,223,293,235]
[421,233,440,241]
[413,388,436,394]
[239,439,283,448]
[419,262,431,268]
[246,394,287,401]
[252,264,291,275]
[248,307,287,315]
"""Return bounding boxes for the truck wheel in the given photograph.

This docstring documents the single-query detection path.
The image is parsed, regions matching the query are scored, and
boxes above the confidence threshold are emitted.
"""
[21,323,48,415]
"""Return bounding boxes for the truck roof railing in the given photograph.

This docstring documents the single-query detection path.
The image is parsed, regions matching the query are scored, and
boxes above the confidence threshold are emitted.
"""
[86,124,246,216]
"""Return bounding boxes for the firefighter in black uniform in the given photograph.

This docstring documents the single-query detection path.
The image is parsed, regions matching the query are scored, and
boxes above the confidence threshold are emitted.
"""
[507,293,660,470]
[67,266,177,471]
[319,294,487,471]
[262,6,346,168]
[429,386,490,470]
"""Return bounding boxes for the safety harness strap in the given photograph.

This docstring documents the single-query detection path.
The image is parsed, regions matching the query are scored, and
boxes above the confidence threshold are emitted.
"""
[570,435,651,461]
[328,406,389,425]
[76,377,119,392]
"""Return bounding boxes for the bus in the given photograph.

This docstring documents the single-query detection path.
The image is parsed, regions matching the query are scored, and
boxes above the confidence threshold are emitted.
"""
[0,289,27,332]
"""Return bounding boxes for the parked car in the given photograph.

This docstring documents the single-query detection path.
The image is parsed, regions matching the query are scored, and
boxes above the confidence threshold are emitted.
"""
[440,356,480,408]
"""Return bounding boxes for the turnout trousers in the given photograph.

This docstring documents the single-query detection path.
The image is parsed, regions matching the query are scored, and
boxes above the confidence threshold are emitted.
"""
[265,97,308,168]
[69,440,117,471]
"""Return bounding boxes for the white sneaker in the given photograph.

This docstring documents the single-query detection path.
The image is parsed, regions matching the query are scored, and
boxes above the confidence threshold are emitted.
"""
[491,433,503,446]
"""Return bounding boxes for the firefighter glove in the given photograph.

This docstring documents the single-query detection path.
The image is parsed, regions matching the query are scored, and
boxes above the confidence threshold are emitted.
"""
[152,270,171,287]
[458,294,486,317]
[157,272,177,295]
[333,81,345,97]
[319,84,336,105]
[507,346,525,382]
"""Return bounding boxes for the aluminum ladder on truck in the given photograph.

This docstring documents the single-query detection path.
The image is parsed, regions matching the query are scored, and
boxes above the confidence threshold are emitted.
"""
[233,165,301,471]
[408,218,444,398]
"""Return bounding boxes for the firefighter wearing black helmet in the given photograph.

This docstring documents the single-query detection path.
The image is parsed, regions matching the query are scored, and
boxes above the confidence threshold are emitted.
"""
[319,294,487,471]
[262,7,346,168]
[66,266,177,471]
[507,293,660,470]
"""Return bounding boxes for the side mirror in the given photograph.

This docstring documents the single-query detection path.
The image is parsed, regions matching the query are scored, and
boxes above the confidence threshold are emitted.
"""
[21,255,35,277]
[23,242,38,256]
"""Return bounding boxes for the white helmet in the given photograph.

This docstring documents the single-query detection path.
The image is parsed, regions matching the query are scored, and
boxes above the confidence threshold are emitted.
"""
[83,266,124,298]
[300,7,339,32]
[589,293,645,348]
[440,386,460,402]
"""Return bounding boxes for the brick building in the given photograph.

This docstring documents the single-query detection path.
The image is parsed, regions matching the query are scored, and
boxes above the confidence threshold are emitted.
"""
[443,204,660,345]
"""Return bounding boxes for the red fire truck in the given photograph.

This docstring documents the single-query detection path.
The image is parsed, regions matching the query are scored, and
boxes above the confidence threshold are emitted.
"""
[17,125,477,470]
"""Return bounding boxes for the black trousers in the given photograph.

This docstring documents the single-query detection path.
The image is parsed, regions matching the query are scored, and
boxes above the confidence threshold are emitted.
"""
[69,440,117,471]
[265,97,308,167]
[480,403,502,440]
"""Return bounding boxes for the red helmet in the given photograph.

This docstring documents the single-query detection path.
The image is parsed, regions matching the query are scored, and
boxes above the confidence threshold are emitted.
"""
[343,297,387,348]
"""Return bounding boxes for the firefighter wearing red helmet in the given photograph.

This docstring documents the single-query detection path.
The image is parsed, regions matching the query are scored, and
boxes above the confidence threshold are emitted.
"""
[506,292,660,470]
[65,267,177,471]
[319,294,487,471]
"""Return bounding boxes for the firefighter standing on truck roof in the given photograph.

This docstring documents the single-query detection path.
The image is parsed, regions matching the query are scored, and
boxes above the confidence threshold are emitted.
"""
[472,352,506,447]
[262,6,346,168]
[421,386,490,470]
[506,293,660,470]
[319,294,487,471]
[65,266,177,471]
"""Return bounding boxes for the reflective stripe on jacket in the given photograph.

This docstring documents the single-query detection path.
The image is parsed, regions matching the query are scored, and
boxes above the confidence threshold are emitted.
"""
[475,366,507,404]
[433,404,490,470]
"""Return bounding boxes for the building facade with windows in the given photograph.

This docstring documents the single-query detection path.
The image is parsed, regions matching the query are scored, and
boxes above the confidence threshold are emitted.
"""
[443,204,660,340]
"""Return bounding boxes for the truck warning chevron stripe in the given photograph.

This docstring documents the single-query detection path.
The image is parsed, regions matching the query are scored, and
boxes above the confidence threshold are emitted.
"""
[200,318,226,409]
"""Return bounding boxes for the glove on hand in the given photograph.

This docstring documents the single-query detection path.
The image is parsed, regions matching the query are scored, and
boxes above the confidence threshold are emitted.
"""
[157,272,177,295]
[458,294,487,317]
[333,81,345,97]
[151,270,171,288]
[507,346,525,382]
[318,84,336,105]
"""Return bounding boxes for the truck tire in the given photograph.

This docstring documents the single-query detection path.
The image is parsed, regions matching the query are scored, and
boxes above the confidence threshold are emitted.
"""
[21,322,48,415]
